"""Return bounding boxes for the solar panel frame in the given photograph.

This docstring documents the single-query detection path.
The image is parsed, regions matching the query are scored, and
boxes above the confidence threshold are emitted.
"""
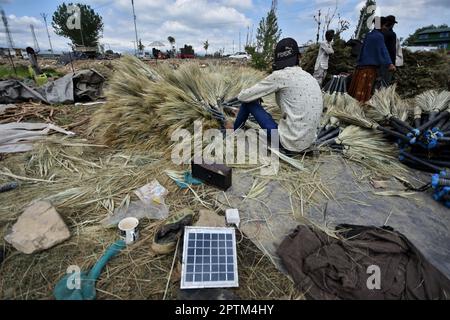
[181,226,239,289]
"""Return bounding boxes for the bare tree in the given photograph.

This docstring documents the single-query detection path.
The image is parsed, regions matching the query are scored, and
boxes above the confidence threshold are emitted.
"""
[313,9,322,44]
[322,3,337,40]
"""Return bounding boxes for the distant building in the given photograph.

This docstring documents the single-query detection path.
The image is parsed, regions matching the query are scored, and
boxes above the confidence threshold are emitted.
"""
[410,27,450,52]
[0,47,27,58]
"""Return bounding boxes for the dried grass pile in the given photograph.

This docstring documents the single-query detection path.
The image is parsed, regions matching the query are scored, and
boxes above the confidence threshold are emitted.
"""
[1,136,299,299]
[89,56,267,150]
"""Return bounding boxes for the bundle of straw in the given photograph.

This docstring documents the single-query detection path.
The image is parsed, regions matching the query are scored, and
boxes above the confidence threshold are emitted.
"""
[89,56,266,150]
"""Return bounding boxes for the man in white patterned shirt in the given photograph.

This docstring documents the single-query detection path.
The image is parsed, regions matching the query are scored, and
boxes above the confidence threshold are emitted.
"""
[226,38,323,153]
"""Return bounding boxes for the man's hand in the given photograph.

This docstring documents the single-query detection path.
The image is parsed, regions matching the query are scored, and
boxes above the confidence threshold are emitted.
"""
[388,64,396,72]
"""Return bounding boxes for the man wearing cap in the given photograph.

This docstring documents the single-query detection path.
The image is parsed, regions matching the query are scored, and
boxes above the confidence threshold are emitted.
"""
[380,15,398,84]
[226,38,323,153]
[313,30,335,86]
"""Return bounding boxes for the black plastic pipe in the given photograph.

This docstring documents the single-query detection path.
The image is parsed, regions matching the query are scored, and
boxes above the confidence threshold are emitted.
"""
[418,111,449,132]
[376,126,412,143]
[389,121,410,135]
[317,126,337,140]
[390,117,416,133]
[315,127,340,145]
[400,150,443,172]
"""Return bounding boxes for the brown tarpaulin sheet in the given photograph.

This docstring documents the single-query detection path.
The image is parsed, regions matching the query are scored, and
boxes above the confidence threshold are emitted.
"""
[277,224,450,300]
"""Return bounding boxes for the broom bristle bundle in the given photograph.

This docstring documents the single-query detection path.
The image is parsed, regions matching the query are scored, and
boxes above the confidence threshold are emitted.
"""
[89,56,266,149]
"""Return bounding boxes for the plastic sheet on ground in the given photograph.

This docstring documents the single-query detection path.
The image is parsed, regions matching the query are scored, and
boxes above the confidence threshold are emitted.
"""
[0,69,104,104]
[101,200,169,227]
[0,122,75,153]
[216,156,450,280]
[215,171,297,272]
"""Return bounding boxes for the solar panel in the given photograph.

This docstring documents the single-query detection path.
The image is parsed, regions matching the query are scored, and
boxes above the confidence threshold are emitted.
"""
[181,227,238,289]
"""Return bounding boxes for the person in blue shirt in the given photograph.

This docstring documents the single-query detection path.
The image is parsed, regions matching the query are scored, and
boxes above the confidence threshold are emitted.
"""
[348,17,396,102]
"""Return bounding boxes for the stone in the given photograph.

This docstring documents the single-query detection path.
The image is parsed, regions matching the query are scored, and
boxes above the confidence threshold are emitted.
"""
[4,200,71,254]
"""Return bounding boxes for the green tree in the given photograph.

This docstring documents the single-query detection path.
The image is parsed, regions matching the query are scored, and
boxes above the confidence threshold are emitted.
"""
[252,6,281,70]
[354,0,376,40]
[203,40,209,56]
[403,24,449,46]
[168,36,175,57]
[52,2,104,47]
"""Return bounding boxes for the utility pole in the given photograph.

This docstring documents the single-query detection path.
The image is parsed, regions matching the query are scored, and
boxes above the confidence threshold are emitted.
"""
[1,9,14,50]
[313,9,322,44]
[239,31,241,52]
[246,26,249,47]
[41,13,54,55]
[1,9,17,75]
[79,10,85,47]
[131,0,139,56]
[232,40,235,54]
[30,24,40,52]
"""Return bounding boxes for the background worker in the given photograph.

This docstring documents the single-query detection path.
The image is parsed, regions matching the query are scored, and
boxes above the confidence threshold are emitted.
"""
[226,38,323,154]
[380,15,398,85]
[313,30,335,86]
[348,17,395,102]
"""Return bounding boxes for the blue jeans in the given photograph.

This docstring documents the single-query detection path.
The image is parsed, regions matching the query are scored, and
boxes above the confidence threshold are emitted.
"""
[233,101,278,134]
[233,101,297,155]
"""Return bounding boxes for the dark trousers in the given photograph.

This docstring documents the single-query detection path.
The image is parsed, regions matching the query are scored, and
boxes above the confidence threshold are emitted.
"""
[233,101,297,156]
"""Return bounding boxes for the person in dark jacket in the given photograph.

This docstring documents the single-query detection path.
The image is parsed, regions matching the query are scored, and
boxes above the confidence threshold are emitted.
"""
[348,17,395,102]
[380,15,398,85]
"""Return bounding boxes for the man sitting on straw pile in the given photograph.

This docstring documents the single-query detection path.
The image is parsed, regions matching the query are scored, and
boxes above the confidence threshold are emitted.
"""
[313,30,335,86]
[348,17,395,102]
[226,38,323,154]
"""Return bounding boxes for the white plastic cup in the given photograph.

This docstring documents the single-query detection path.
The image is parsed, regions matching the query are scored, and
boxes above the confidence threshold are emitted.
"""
[118,217,139,245]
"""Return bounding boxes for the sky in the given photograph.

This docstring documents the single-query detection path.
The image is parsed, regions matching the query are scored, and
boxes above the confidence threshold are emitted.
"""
[0,0,449,54]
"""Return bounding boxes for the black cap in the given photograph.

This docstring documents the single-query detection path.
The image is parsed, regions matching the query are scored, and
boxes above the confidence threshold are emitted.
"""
[386,15,398,24]
[273,38,299,71]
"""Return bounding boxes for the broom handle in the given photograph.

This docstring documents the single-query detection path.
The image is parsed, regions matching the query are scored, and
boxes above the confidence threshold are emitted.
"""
[424,158,450,168]
[400,150,443,172]
[418,111,449,132]
[318,137,338,147]
[376,126,411,143]
[414,117,421,128]
[322,79,332,92]
[399,158,441,173]
[330,144,344,151]
[389,121,410,135]
[429,111,439,121]
[441,119,450,132]
[339,77,344,93]
[317,126,337,139]
[390,117,416,133]
[328,78,337,93]
[435,117,448,130]
[315,128,340,144]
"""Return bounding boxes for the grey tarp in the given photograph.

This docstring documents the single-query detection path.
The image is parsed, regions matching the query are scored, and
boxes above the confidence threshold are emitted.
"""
[0,122,75,153]
[216,155,450,280]
[0,69,104,104]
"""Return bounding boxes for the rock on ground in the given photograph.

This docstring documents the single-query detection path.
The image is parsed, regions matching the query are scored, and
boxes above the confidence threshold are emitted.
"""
[4,200,70,254]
